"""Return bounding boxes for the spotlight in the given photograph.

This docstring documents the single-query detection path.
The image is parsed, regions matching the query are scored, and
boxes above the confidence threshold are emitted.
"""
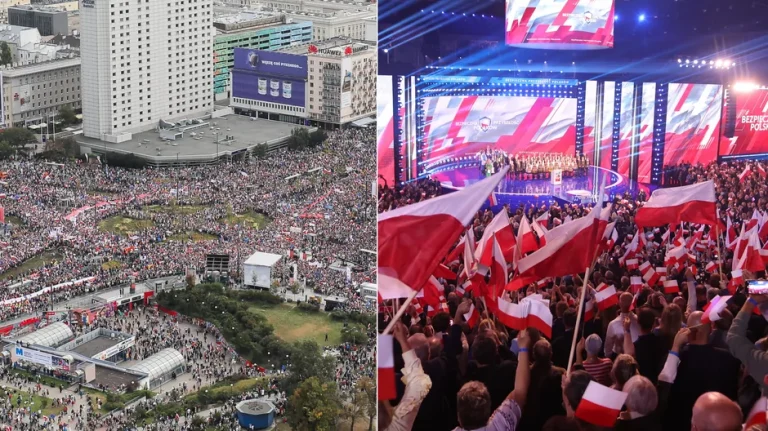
[638,14,646,22]
[615,14,619,21]
[383,49,388,53]
[693,60,698,64]
[731,61,736,67]
[677,58,682,63]
[715,60,722,67]
[685,59,690,64]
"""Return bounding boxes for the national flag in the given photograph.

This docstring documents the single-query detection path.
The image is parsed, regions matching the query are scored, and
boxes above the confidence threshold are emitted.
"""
[584,297,597,321]
[575,381,629,428]
[643,268,660,286]
[625,258,638,270]
[745,397,767,429]
[655,267,667,276]
[595,286,619,311]
[0,207,4,224]
[463,229,478,280]
[518,215,539,256]
[736,228,765,273]
[620,233,640,265]
[488,192,498,207]
[638,261,652,275]
[444,235,467,264]
[705,261,718,273]
[531,218,548,247]
[596,282,609,292]
[496,298,527,331]
[701,295,732,324]
[635,181,717,228]
[378,169,507,299]
[739,165,752,182]
[726,215,738,250]
[432,263,456,281]
[537,277,551,289]
[732,269,744,287]
[377,335,396,400]
[496,297,553,337]
[663,280,679,294]
[475,210,516,266]
[525,297,553,338]
[630,276,643,293]
[759,163,768,179]
[488,236,509,299]
[536,211,550,228]
[464,303,480,328]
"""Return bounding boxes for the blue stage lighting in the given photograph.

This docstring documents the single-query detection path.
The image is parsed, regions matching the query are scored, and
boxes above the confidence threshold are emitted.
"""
[383,49,389,53]
[638,14,646,22]
[615,14,619,21]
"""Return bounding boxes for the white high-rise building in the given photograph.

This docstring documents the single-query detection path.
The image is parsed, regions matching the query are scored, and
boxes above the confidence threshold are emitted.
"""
[80,0,213,142]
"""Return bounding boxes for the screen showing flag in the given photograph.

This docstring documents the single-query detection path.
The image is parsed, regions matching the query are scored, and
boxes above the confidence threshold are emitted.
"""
[421,96,577,171]
[720,87,768,156]
[377,75,396,185]
[506,0,615,49]
[664,83,722,167]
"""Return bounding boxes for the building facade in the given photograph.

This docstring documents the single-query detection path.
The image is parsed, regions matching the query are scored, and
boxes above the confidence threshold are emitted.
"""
[8,5,68,36]
[281,7,374,41]
[213,12,311,99]
[0,0,30,24]
[80,0,213,142]
[1,57,81,127]
[231,37,376,128]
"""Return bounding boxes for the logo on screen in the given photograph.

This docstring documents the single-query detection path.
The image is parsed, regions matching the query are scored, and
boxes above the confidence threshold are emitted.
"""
[248,52,259,68]
[583,12,593,24]
[478,117,493,132]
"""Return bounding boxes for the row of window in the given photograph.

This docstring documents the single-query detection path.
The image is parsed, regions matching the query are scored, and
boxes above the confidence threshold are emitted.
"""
[233,97,305,113]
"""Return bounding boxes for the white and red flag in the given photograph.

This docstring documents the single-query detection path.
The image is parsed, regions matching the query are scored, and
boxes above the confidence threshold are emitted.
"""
[464,303,480,328]
[638,261,652,275]
[736,228,766,273]
[635,181,717,228]
[663,279,679,294]
[378,169,506,299]
[575,381,629,428]
[701,295,732,324]
[518,215,540,256]
[739,165,752,183]
[595,286,619,311]
[475,210,516,266]
[745,397,767,429]
[625,258,639,270]
[531,218,548,247]
[488,192,498,207]
[630,276,643,293]
[488,236,509,297]
[705,261,718,273]
[496,297,553,337]
[378,335,396,400]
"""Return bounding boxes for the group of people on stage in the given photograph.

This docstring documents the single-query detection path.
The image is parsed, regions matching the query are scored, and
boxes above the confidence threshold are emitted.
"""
[476,148,589,179]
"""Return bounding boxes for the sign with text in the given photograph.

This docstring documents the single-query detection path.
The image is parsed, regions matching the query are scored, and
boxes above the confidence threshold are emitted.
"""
[233,49,307,80]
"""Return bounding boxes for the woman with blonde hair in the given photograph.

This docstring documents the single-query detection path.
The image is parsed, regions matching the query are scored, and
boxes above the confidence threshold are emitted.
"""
[657,303,683,351]
[611,354,639,391]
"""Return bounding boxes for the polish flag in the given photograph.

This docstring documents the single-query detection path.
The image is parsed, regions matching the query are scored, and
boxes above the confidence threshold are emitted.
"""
[665,245,687,266]
[732,269,744,287]
[655,267,668,276]
[433,263,456,280]
[701,295,732,324]
[638,261,652,275]
[536,211,550,228]
[739,165,752,183]
[496,298,527,331]
[745,397,767,429]
[735,228,765,273]
[761,241,768,264]
[758,163,768,179]
[475,210,516,266]
[378,335,396,400]
[663,280,679,294]
[596,282,609,292]
[537,277,552,289]
[575,381,629,428]
[488,237,509,297]
[531,218,548,247]
[604,223,618,250]
[444,235,466,264]
[422,276,445,307]
[524,297,553,338]
[584,297,597,321]
[625,259,639,270]
[746,210,762,232]
[630,276,643,293]
[643,268,660,286]
[379,169,506,299]
[595,286,619,311]
[518,215,539,255]
[488,192,498,207]
[726,215,738,250]
[619,234,639,265]
[635,181,717,228]
[464,303,480,328]
[705,261,718,273]
[496,298,553,337]
[463,229,478,280]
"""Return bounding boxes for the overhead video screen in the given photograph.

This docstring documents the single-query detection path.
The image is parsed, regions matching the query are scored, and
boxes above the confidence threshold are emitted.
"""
[421,96,577,168]
[506,0,615,49]
[720,88,768,157]
[377,75,395,185]
[664,83,721,166]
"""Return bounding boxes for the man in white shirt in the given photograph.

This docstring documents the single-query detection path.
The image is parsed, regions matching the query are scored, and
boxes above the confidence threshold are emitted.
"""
[604,292,641,357]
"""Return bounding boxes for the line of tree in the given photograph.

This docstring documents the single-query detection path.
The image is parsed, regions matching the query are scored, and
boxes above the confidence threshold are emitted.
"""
[287,127,328,151]
[0,127,38,160]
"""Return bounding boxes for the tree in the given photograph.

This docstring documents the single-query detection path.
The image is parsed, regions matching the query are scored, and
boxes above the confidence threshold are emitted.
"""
[185,274,196,289]
[289,280,301,295]
[286,377,341,431]
[0,141,14,160]
[357,377,376,431]
[252,143,268,159]
[287,127,311,151]
[58,105,78,126]
[342,377,372,431]
[0,42,11,66]
[283,340,336,394]
[308,129,328,148]
[0,128,36,149]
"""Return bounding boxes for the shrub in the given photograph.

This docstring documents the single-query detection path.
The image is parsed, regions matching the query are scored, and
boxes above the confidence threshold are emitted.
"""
[297,301,320,312]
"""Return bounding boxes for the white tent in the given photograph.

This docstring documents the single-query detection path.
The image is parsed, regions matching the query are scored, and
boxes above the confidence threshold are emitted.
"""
[243,251,283,289]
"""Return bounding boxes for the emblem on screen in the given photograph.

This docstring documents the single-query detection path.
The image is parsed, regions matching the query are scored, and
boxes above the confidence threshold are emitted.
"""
[247,52,259,68]
[478,117,493,132]
[583,12,593,24]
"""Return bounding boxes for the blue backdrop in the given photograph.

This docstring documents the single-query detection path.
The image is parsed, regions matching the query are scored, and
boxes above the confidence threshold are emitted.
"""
[232,49,308,107]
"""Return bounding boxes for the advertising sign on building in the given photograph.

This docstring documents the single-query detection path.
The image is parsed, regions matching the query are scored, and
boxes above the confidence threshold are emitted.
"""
[14,345,69,371]
[97,337,135,361]
[341,58,353,108]
[232,49,307,108]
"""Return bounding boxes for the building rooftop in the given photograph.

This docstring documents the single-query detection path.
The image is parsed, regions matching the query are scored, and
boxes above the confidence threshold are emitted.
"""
[49,34,80,49]
[213,10,291,33]
[0,25,39,44]
[279,37,375,56]
[70,335,123,358]
[9,5,68,14]
[0,57,80,77]
[278,6,375,19]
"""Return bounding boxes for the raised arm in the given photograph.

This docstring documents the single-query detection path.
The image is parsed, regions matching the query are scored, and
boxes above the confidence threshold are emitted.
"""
[727,295,768,389]
[622,317,636,357]
[510,329,531,410]
[388,322,432,431]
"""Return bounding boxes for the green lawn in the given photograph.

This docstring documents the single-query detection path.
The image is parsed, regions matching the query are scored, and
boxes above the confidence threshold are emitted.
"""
[0,250,62,281]
[9,368,70,389]
[147,204,208,215]
[101,260,123,270]
[3,390,65,416]
[5,215,23,226]
[98,215,154,235]
[167,231,218,242]
[221,211,270,230]
[248,303,343,346]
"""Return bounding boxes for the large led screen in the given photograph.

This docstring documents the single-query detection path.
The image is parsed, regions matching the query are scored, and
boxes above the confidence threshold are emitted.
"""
[664,83,721,166]
[377,75,395,185]
[506,0,615,49]
[720,88,768,157]
[617,82,635,177]
[421,96,577,169]
[231,49,307,107]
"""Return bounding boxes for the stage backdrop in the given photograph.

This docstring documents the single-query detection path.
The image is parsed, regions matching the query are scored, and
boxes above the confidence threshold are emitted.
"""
[377,75,395,186]
[664,83,722,166]
[505,0,615,49]
[421,96,577,171]
[720,88,768,157]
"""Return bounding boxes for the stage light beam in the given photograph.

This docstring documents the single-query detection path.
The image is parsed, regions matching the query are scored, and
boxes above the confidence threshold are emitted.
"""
[638,14,646,22]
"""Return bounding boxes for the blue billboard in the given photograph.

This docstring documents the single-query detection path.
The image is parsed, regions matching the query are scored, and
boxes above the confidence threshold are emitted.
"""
[232,49,307,108]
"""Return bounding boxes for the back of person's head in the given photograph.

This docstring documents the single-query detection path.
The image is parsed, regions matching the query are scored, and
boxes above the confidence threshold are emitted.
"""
[687,310,712,342]
[623,375,657,416]
[533,339,553,367]
[637,308,656,332]
[691,392,742,431]
[456,381,492,430]
[556,301,569,318]
[619,292,634,313]
[707,288,721,302]
[408,333,429,363]
[428,336,443,359]
[611,354,638,390]
[478,318,495,333]
[543,416,582,431]
[563,370,594,415]
[709,274,722,289]
[471,334,499,366]
[585,334,602,356]
[409,324,423,336]
[563,308,577,329]
[660,304,683,336]
[431,312,451,333]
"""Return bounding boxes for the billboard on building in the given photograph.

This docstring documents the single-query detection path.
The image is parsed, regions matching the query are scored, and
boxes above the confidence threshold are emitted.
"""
[232,49,307,108]
[14,345,70,371]
[341,57,353,108]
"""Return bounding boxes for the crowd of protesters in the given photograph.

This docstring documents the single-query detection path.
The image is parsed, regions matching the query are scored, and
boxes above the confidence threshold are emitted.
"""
[379,160,768,431]
[0,128,376,323]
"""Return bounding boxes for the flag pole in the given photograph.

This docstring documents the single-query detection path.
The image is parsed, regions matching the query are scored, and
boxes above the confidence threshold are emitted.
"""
[716,223,724,276]
[383,289,419,334]
[567,266,591,375]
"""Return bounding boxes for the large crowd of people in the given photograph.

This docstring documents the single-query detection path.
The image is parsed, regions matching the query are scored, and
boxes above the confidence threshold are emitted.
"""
[378,160,768,431]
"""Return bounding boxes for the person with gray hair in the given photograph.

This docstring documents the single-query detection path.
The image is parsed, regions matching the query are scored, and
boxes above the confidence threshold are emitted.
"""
[615,375,661,430]
[575,334,612,386]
